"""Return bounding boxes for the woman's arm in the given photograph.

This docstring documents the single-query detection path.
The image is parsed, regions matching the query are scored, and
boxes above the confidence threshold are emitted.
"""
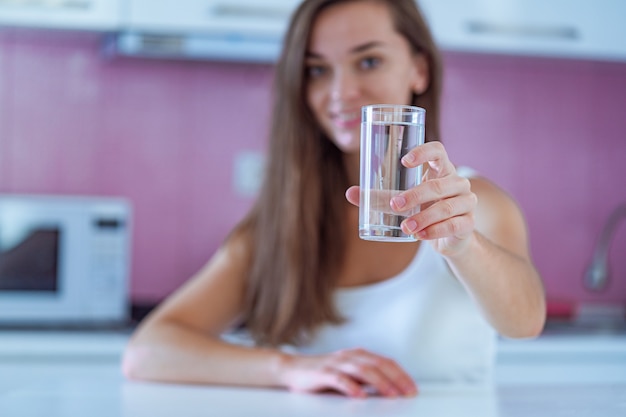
[346,141,546,338]
[122,238,287,387]
[441,177,546,338]
[398,142,545,338]
[122,235,417,397]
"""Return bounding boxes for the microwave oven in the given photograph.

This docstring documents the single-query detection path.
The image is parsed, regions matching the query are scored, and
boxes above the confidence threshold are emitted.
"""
[0,194,131,327]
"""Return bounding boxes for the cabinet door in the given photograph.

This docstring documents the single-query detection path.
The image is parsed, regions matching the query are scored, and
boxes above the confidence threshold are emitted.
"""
[0,0,123,31]
[125,0,300,37]
[417,0,626,62]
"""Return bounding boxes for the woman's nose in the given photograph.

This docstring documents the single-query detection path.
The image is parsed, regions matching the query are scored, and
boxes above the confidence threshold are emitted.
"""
[330,70,359,102]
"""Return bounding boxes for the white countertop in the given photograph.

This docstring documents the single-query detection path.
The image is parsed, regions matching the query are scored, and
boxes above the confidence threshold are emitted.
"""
[0,330,625,417]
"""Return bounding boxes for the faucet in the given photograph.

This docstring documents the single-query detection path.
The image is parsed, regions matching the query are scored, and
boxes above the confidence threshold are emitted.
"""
[584,202,626,291]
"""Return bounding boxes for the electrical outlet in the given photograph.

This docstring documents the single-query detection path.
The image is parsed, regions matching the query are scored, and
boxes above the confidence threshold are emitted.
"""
[233,151,265,197]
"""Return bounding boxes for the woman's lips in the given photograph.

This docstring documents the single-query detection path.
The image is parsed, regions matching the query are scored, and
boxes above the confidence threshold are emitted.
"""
[332,112,360,130]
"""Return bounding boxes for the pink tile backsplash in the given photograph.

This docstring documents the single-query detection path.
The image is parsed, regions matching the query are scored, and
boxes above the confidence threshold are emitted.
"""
[1,31,625,306]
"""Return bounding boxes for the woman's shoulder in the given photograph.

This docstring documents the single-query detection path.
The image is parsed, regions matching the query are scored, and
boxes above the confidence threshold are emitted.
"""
[223,220,256,266]
[462,171,518,212]
[455,166,514,207]
[461,168,529,252]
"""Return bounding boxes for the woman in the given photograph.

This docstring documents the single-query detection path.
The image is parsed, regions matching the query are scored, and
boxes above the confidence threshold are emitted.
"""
[123,0,546,398]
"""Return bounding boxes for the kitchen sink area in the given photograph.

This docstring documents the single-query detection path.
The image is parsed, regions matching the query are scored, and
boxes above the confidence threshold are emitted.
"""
[539,301,626,337]
[496,313,626,386]
[542,319,626,336]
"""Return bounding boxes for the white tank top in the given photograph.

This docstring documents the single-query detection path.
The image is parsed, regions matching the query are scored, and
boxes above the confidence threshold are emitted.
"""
[290,241,496,383]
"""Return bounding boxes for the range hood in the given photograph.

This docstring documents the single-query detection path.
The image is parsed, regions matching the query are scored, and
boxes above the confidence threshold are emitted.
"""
[109,1,299,63]
[111,31,284,64]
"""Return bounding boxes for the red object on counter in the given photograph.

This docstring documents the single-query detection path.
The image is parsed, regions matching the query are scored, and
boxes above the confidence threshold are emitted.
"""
[546,299,576,320]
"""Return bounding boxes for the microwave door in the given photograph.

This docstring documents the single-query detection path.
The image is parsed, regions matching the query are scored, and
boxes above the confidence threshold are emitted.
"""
[0,224,61,293]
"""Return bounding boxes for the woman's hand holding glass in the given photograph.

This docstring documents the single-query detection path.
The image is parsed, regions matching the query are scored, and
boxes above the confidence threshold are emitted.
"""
[347,141,477,256]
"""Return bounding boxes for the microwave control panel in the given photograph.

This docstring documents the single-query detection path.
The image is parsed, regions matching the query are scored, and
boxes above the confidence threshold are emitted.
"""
[89,215,130,318]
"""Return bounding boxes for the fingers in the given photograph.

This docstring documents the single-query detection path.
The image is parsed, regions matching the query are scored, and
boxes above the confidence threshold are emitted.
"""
[334,349,418,398]
[343,351,417,397]
[389,174,476,239]
[401,192,476,237]
[316,370,368,398]
[345,186,360,207]
[349,142,455,209]
[350,142,460,215]
[390,175,471,213]
[409,212,474,242]
[284,349,417,399]
[346,187,408,214]
[349,142,477,244]
[402,141,454,177]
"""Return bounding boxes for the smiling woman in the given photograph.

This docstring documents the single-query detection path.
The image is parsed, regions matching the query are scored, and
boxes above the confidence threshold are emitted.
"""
[122,0,546,399]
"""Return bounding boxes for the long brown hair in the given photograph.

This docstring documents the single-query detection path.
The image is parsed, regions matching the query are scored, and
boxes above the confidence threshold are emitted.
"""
[235,0,443,346]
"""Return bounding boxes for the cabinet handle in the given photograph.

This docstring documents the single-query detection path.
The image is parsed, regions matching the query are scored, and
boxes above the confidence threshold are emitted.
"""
[209,3,293,20]
[466,21,579,41]
[0,0,92,11]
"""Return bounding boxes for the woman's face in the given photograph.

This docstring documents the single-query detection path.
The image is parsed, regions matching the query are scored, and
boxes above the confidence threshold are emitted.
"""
[305,0,429,154]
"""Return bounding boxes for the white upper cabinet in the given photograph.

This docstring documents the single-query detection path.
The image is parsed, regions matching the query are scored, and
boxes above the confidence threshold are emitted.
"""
[417,0,626,62]
[120,0,626,63]
[0,0,624,63]
[0,0,123,31]
[124,0,300,36]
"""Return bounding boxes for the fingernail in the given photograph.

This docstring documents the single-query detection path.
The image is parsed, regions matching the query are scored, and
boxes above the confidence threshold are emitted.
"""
[391,196,406,210]
[387,389,399,398]
[402,153,415,164]
[404,220,417,233]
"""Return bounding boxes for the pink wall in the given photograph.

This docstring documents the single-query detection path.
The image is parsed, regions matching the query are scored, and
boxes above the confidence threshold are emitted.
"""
[1,31,625,307]
[441,53,626,306]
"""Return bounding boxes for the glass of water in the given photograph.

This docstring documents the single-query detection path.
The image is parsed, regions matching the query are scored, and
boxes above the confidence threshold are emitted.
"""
[359,104,425,242]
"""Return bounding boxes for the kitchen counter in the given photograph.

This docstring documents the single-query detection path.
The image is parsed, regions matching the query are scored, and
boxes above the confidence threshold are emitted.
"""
[0,330,625,417]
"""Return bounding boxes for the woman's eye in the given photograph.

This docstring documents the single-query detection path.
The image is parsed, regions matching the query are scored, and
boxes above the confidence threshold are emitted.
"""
[307,65,327,79]
[360,57,381,70]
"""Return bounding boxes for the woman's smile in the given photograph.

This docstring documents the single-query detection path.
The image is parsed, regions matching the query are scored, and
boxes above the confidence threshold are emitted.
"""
[331,110,360,129]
